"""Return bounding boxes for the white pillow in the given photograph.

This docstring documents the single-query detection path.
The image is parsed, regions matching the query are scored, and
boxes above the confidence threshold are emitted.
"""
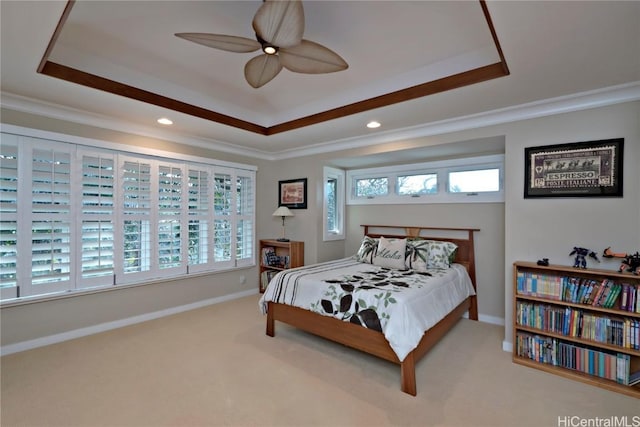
[373,237,407,270]
[427,240,458,269]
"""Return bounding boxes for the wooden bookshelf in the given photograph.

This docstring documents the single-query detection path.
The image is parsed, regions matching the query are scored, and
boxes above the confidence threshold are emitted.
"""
[259,239,304,293]
[513,261,640,399]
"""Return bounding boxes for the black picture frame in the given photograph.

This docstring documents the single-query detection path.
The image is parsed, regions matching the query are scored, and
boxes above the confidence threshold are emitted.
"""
[524,138,624,198]
[278,178,307,209]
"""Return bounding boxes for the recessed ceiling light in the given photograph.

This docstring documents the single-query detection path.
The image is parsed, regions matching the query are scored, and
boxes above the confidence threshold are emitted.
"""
[157,117,173,125]
[367,121,381,129]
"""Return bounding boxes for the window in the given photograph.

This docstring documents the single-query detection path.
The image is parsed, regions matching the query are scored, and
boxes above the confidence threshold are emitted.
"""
[355,177,388,198]
[448,168,500,193]
[347,154,504,204]
[323,167,345,241]
[397,173,438,195]
[0,130,256,302]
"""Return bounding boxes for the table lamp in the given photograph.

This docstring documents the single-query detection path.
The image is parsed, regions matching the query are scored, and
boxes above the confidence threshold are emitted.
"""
[272,206,294,242]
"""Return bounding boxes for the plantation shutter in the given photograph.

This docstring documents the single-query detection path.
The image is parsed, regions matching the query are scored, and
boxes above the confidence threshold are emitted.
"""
[236,170,255,267]
[120,157,153,282]
[187,167,211,273]
[1,130,256,302]
[0,136,19,299]
[213,169,234,268]
[78,151,116,288]
[157,163,185,275]
[26,142,74,296]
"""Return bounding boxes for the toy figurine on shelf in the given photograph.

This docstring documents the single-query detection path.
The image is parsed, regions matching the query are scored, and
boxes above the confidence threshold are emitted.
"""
[603,247,640,275]
[569,247,599,268]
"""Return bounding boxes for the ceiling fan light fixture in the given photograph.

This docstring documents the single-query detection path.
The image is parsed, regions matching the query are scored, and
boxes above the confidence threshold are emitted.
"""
[263,45,277,55]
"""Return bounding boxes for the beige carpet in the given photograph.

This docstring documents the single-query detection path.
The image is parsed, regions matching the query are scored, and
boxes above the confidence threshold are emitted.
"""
[1,295,637,427]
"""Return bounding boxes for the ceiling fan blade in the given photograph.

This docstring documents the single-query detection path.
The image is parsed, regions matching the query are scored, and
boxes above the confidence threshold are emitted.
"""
[244,54,283,88]
[252,0,304,48]
[175,33,261,53]
[279,40,349,74]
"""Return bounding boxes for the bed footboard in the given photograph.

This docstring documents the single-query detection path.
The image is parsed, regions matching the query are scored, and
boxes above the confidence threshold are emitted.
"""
[266,296,472,396]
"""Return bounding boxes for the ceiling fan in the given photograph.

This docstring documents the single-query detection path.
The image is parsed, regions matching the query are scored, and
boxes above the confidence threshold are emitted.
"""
[175,0,348,88]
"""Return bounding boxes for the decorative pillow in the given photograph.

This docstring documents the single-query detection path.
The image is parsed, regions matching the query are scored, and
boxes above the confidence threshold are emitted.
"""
[354,236,378,264]
[373,237,407,270]
[426,240,458,269]
[405,239,430,271]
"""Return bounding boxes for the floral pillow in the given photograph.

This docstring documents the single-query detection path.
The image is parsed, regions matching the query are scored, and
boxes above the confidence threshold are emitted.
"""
[373,237,407,270]
[354,236,378,264]
[426,240,458,269]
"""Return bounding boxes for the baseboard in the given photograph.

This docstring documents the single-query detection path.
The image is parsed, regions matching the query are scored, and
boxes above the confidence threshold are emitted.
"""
[1,288,258,356]
[463,312,505,326]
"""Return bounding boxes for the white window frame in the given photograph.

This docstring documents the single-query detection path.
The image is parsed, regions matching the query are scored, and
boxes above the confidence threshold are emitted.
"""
[0,126,256,303]
[323,166,345,241]
[347,154,504,205]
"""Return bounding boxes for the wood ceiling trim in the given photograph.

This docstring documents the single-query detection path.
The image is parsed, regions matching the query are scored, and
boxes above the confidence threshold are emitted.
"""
[39,61,267,135]
[38,0,509,136]
[267,62,508,135]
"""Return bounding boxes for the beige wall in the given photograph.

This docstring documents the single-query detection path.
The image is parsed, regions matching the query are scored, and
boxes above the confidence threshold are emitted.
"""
[2,100,638,352]
[0,270,254,345]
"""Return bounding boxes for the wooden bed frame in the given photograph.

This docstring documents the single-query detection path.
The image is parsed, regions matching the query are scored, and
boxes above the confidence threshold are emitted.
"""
[266,224,480,396]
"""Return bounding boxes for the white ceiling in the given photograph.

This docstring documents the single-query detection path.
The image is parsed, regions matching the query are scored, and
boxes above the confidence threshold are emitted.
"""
[1,1,639,161]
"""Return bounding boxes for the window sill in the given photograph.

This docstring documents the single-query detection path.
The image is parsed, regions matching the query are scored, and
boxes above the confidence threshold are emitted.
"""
[0,264,256,308]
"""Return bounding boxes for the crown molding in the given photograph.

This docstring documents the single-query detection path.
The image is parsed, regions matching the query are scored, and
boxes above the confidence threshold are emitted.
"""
[275,81,640,160]
[2,81,639,162]
[0,92,276,160]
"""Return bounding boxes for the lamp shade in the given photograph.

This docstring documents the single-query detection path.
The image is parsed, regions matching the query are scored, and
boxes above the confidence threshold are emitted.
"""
[272,206,294,217]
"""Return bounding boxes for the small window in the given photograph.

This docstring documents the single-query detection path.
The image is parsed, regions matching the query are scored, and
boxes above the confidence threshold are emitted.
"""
[397,173,437,195]
[448,168,500,193]
[323,167,345,241]
[355,177,388,198]
[326,178,337,231]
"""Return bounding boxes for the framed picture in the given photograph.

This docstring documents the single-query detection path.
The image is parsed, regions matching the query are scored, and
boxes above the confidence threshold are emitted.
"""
[278,178,307,209]
[524,138,623,198]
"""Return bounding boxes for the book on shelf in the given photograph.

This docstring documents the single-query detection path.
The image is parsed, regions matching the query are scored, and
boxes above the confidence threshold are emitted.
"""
[260,269,279,291]
[516,301,639,350]
[516,271,640,311]
[516,332,634,385]
[261,250,290,269]
[261,246,276,266]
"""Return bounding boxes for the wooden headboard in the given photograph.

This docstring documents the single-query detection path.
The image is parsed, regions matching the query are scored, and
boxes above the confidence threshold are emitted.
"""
[361,224,480,294]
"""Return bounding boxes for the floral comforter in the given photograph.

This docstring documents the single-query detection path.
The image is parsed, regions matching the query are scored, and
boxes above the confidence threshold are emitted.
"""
[258,257,475,361]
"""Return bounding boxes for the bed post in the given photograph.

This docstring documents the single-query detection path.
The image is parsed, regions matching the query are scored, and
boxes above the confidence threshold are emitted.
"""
[400,353,417,396]
[466,229,479,321]
[266,302,275,337]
